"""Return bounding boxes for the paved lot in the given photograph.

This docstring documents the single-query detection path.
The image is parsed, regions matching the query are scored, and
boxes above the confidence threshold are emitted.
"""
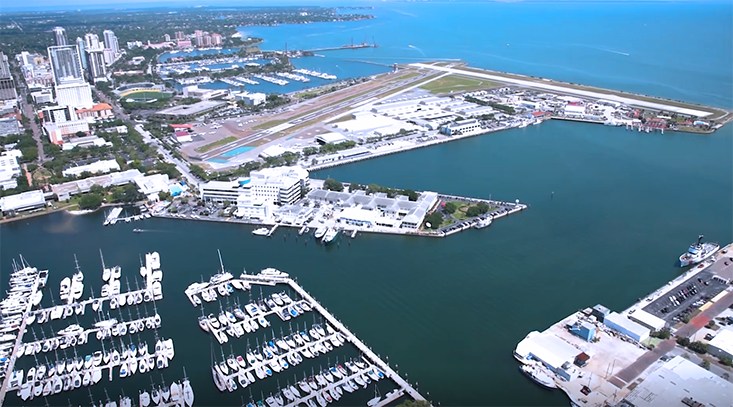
[642,269,728,323]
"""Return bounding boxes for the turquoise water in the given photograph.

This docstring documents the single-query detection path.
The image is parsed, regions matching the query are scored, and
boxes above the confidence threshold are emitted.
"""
[221,146,255,158]
[2,2,732,406]
[207,158,229,164]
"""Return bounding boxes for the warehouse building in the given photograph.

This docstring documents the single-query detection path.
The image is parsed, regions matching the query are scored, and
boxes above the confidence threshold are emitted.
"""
[513,331,580,381]
[603,312,650,342]
[708,328,733,361]
[0,190,47,215]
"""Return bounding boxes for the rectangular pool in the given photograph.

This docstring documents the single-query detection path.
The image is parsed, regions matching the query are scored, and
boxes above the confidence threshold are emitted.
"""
[221,146,254,158]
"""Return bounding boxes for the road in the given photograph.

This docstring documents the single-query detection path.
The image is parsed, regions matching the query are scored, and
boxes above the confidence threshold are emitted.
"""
[13,69,46,163]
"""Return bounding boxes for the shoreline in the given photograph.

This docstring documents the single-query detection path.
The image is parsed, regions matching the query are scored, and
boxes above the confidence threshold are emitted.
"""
[0,203,125,225]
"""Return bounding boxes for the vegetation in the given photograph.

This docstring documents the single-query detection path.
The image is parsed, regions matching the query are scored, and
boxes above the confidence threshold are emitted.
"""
[419,75,496,94]
[397,401,432,407]
[3,132,38,163]
[720,357,732,367]
[443,201,458,214]
[323,178,344,192]
[676,337,690,347]
[79,194,103,210]
[650,328,671,340]
[195,137,238,153]
[687,341,709,354]
[424,211,443,229]
[464,95,516,114]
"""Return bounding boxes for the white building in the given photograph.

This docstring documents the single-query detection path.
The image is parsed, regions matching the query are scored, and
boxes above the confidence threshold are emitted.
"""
[133,173,170,201]
[440,119,481,136]
[603,312,650,342]
[62,159,120,178]
[627,309,666,332]
[0,190,46,214]
[55,82,94,109]
[316,132,350,145]
[620,356,733,407]
[513,331,580,381]
[61,136,112,150]
[564,103,586,117]
[235,195,272,220]
[708,328,733,361]
[0,150,22,189]
[234,92,266,106]
[200,166,309,207]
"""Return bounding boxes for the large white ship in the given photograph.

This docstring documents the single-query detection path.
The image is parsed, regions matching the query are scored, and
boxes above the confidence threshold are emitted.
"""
[679,235,720,267]
[322,228,340,245]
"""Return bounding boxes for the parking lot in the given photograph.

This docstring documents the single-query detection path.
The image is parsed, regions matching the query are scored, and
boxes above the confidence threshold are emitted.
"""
[642,269,729,323]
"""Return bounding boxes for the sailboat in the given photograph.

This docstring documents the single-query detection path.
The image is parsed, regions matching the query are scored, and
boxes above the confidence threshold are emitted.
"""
[367,385,381,407]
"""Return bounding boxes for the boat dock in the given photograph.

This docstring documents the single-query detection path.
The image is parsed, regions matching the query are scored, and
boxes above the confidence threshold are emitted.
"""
[223,270,427,404]
[350,230,357,239]
[0,264,42,406]
[267,224,279,237]
[235,76,260,85]
[103,207,123,225]
[104,209,151,226]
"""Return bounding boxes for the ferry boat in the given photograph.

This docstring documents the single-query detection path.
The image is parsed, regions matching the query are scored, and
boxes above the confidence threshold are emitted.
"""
[252,228,269,236]
[322,228,339,245]
[679,235,720,267]
[314,226,327,239]
[520,363,557,389]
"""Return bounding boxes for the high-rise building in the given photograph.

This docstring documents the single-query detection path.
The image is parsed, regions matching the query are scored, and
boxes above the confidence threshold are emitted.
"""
[84,33,101,50]
[0,52,17,101]
[195,30,203,47]
[164,33,171,42]
[211,33,222,46]
[103,30,119,55]
[87,49,107,83]
[175,31,185,40]
[75,37,87,70]
[203,35,212,47]
[102,49,115,66]
[54,82,93,109]
[86,49,107,83]
[53,27,68,46]
[47,45,84,85]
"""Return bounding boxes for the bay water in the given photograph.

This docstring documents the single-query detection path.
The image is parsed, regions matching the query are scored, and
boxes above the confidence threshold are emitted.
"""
[2,1,732,405]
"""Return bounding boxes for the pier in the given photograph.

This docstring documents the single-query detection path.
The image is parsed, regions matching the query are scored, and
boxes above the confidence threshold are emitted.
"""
[301,43,376,53]
[267,224,279,237]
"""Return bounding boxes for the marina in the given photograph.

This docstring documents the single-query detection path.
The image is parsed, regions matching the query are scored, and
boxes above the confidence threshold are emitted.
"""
[253,75,289,86]
[190,264,427,406]
[104,207,151,226]
[0,251,180,406]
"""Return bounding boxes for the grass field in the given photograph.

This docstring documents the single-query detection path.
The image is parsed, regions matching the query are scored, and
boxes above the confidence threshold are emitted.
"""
[195,136,237,153]
[420,75,499,94]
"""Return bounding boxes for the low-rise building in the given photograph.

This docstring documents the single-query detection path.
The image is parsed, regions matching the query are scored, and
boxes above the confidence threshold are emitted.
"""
[133,173,170,201]
[440,118,481,136]
[513,331,580,381]
[0,149,22,189]
[75,103,114,121]
[51,169,142,200]
[0,116,20,137]
[235,195,272,220]
[0,190,46,215]
[62,159,120,178]
[234,91,266,106]
[61,136,112,150]
[708,328,733,361]
[315,132,350,145]
[603,312,650,342]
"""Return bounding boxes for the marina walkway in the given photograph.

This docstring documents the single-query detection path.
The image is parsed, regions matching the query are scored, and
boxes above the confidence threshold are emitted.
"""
[284,279,426,403]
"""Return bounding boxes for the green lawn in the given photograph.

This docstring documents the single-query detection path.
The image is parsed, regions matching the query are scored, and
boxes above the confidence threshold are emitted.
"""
[124,91,171,101]
[195,136,237,153]
[420,75,499,94]
[439,218,455,228]
[450,201,497,220]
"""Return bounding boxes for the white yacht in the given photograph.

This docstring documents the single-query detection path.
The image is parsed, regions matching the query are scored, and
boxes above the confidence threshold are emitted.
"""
[252,228,269,236]
[314,226,327,239]
[520,363,557,389]
[679,235,720,267]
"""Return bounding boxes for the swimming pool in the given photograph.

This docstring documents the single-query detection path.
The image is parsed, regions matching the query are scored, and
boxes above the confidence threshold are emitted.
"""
[221,146,254,158]
[207,158,229,164]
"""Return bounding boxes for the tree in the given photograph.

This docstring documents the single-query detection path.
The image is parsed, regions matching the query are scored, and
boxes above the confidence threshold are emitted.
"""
[688,341,709,354]
[676,337,690,347]
[79,194,103,210]
[402,189,418,201]
[700,359,711,370]
[323,178,343,192]
[90,184,106,195]
[651,328,671,340]
[721,357,733,367]
[75,131,87,137]
[443,201,458,214]
[424,212,443,229]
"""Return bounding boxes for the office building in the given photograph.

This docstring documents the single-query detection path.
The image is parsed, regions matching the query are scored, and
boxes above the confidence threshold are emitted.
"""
[200,167,310,206]
[175,31,185,41]
[164,34,171,42]
[103,30,119,55]
[86,49,107,83]
[62,158,120,178]
[53,27,68,46]
[84,33,101,50]
[0,150,22,190]
[0,117,21,137]
[75,37,87,70]
[48,45,84,85]
[55,82,93,109]
[0,52,17,101]
[42,104,90,143]
[0,190,46,215]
